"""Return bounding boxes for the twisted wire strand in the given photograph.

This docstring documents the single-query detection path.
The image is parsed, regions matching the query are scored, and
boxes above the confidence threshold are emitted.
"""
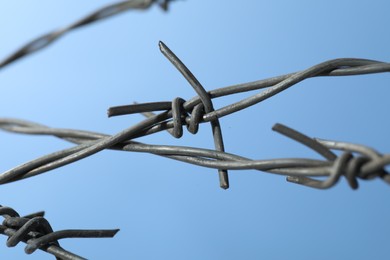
[0,205,119,260]
[0,0,175,70]
[0,117,389,190]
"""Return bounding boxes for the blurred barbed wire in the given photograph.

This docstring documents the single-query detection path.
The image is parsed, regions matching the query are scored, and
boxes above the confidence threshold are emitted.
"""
[0,204,118,260]
[0,0,176,70]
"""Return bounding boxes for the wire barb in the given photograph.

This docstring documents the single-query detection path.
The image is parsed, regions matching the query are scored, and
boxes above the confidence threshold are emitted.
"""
[158,41,229,189]
[0,205,119,260]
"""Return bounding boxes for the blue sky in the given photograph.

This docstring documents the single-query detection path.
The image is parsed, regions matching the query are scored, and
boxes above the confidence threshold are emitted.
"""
[1,0,389,259]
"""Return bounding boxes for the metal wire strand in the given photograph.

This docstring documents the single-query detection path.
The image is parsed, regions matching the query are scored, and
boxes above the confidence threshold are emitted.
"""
[0,205,119,260]
[0,0,177,70]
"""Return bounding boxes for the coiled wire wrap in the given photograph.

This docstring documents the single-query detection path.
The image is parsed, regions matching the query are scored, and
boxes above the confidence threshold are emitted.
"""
[0,205,119,260]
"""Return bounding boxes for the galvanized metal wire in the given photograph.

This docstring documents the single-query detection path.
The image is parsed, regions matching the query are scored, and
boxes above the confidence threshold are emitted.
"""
[0,205,119,260]
[0,0,175,70]
[1,41,389,190]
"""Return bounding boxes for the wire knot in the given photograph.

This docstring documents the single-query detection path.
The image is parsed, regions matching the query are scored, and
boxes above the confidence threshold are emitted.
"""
[287,152,390,189]
[0,205,119,259]
[0,206,59,254]
[171,97,205,137]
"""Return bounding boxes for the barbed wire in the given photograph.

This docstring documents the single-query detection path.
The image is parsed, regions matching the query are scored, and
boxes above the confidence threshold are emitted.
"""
[0,0,176,70]
[1,0,390,259]
[1,41,389,191]
[0,204,119,260]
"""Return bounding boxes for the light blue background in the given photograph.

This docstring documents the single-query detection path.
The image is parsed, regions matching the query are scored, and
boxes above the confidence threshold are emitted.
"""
[0,1,389,259]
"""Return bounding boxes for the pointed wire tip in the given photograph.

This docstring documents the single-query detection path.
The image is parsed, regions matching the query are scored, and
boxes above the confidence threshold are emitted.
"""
[107,104,136,118]
[286,176,300,183]
[23,211,45,219]
[271,123,283,132]
[107,108,114,118]
[110,229,120,237]
[220,184,229,190]
[220,178,229,189]
[158,41,168,53]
